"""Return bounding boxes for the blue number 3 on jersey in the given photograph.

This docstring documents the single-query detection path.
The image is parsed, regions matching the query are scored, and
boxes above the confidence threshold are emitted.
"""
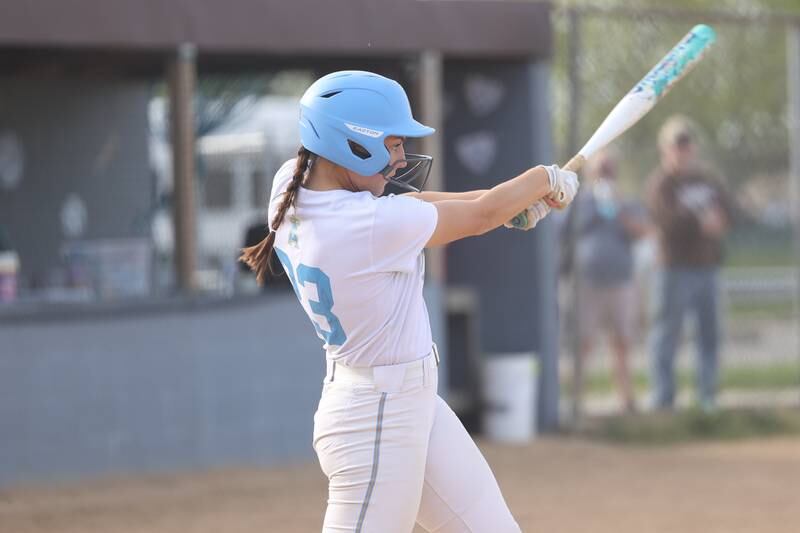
[274,247,347,346]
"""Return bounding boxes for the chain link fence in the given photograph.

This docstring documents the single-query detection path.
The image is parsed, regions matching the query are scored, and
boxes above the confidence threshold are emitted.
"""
[552,6,800,417]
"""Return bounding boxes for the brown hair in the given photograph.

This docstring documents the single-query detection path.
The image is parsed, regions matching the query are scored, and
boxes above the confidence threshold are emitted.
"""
[239,146,313,285]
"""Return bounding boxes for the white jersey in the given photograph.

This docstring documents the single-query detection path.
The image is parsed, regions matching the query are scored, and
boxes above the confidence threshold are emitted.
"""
[267,159,438,367]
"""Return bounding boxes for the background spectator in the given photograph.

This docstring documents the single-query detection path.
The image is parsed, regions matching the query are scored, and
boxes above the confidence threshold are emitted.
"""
[646,114,733,412]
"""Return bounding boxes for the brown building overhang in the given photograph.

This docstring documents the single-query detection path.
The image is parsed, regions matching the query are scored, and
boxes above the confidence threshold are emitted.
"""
[0,0,551,59]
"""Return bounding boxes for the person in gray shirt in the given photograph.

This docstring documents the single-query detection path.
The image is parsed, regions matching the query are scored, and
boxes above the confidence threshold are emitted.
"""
[568,148,649,413]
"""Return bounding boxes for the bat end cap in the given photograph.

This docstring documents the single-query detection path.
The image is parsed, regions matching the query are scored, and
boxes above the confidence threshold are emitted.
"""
[692,24,717,43]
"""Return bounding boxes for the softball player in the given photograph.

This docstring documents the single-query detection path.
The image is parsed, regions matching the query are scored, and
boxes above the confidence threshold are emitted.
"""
[241,71,578,533]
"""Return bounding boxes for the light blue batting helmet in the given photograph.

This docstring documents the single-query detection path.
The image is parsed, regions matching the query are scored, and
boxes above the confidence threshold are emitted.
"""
[299,71,435,176]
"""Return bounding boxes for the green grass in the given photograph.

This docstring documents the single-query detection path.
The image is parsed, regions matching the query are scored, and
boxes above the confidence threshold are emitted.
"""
[724,225,795,268]
[574,361,800,396]
[723,363,800,389]
[725,247,796,268]
[573,407,800,445]
[726,299,796,320]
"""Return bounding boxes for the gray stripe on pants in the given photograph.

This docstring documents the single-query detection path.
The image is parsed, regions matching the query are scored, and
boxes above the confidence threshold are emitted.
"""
[355,392,387,533]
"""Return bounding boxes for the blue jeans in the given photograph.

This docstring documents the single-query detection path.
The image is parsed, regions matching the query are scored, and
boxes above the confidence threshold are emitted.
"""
[649,268,721,409]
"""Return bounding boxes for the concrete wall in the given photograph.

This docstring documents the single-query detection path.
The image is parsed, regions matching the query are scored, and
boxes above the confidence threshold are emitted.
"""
[0,78,152,287]
[0,284,448,488]
[0,293,324,487]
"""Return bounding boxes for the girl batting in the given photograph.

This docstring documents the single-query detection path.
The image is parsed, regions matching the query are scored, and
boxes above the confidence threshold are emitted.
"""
[241,70,578,533]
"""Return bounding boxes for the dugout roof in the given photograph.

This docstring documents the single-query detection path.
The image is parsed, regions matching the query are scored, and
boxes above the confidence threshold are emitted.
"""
[0,0,551,76]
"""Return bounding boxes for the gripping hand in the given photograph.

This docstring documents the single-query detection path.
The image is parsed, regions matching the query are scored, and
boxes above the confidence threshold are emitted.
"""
[543,164,579,210]
[505,200,551,231]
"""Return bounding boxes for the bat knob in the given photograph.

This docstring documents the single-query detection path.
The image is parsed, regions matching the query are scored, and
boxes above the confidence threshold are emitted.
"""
[511,212,529,229]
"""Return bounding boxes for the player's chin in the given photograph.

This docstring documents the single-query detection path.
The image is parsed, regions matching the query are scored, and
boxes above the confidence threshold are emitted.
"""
[373,181,388,196]
[370,175,388,196]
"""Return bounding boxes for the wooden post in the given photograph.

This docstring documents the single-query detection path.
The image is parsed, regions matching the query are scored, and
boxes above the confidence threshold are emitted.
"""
[418,50,446,284]
[417,50,450,400]
[168,43,198,293]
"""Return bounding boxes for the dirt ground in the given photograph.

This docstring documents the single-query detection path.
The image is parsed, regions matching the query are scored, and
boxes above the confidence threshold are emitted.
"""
[2,436,798,533]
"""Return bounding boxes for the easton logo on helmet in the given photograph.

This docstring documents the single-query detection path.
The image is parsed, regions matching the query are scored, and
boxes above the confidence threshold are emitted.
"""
[345,123,384,138]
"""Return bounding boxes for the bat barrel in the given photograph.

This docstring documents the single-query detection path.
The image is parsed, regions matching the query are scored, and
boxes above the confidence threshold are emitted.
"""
[632,24,717,99]
[575,24,716,163]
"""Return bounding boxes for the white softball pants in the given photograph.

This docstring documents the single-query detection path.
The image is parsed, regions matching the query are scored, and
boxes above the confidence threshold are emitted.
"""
[313,349,521,533]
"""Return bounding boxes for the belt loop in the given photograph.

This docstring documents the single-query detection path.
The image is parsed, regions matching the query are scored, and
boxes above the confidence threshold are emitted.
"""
[422,357,427,387]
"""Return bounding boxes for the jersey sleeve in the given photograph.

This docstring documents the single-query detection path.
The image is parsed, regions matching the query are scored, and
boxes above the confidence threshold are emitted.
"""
[370,195,438,273]
[267,158,298,227]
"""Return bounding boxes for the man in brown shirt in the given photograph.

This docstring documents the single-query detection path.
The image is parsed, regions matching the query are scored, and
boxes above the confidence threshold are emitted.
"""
[646,115,732,411]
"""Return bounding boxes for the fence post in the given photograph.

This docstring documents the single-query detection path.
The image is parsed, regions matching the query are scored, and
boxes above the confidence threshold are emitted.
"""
[565,8,585,424]
[786,23,800,406]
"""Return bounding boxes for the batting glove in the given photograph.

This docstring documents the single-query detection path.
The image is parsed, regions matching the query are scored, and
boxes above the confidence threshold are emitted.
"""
[505,200,551,231]
[543,164,579,210]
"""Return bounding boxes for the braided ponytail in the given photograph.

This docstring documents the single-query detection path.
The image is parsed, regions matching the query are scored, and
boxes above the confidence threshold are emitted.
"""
[239,147,312,285]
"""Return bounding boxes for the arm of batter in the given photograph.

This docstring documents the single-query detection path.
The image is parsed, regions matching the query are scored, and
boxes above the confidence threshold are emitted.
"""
[425,165,578,247]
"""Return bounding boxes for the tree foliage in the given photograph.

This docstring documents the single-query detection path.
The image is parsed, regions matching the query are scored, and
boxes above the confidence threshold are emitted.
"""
[552,0,798,192]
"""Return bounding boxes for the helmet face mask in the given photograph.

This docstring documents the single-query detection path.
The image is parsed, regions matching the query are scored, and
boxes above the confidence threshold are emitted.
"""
[299,71,435,186]
[380,153,433,193]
